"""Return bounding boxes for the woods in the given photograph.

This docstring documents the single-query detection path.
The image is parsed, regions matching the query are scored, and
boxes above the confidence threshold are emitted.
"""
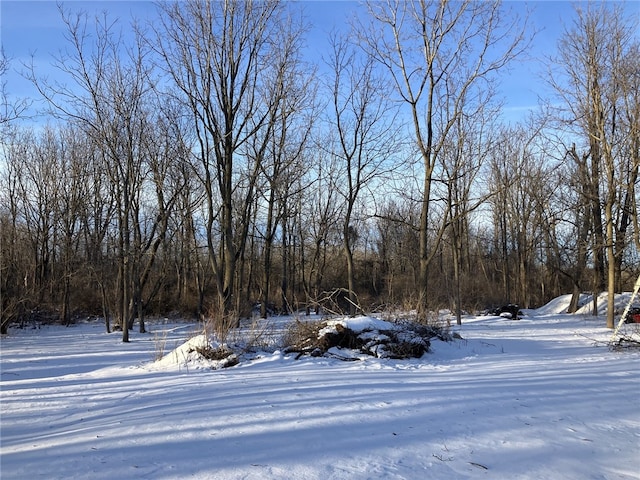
[1,0,638,336]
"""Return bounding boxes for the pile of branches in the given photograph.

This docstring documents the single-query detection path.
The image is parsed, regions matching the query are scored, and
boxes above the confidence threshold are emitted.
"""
[190,344,239,368]
[283,319,444,360]
[610,335,640,351]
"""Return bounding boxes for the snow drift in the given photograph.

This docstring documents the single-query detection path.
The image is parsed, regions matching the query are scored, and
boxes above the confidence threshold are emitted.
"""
[1,296,639,480]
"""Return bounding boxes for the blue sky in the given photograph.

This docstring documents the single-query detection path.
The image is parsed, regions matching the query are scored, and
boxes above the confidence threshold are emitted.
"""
[1,1,637,124]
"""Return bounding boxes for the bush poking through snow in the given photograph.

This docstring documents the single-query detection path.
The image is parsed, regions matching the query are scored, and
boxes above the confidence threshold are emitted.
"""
[283,316,442,360]
[282,320,325,354]
[153,330,169,361]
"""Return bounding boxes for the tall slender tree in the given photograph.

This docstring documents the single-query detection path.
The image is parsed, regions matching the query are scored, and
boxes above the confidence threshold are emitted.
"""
[29,7,168,341]
[325,32,399,316]
[360,0,528,319]
[154,0,304,326]
[549,3,639,327]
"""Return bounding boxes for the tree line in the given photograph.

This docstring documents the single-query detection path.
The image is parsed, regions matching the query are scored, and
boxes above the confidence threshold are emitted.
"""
[1,0,638,339]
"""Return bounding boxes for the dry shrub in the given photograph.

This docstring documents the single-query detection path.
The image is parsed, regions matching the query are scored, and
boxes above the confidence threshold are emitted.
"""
[153,330,169,361]
[200,303,238,343]
[231,316,280,352]
[282,319,325,353]
[396,318,450,342]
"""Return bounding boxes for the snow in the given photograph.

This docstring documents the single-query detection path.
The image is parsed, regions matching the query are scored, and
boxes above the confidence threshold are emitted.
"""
[320,316,398,335]
[154,333,238,370]
[1,300,639,480]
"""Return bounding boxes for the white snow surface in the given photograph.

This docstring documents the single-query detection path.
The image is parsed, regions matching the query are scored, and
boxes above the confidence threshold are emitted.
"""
[2,297,639,480]
[320,316,398,335]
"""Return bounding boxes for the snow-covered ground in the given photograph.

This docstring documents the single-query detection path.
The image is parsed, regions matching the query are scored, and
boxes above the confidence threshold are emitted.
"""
[1,295,639,480]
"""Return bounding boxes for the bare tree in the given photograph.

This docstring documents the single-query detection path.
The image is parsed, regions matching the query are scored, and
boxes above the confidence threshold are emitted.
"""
[373,198,420,306]
[441,105,497,324]
[154,0,298,326]
[299,151,343,313]
[81,144,116,333]
[561,144,592,313]
[1,130,36,333]
[1,53,29,332]
[614,28,640,289]
[0,49,29,126]
[549,3,639,327]
[28,7,168,341]
[128,101,187,334]
[245,12,314,318]
[12,130,59,307]
[360,0,529,318]
[325,32,399,316]
[487,123,557,309]
[48,126,90,326]
[1,125,90,329]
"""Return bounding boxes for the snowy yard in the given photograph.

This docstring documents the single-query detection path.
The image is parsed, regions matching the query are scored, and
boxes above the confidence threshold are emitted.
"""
[1,296,639,480]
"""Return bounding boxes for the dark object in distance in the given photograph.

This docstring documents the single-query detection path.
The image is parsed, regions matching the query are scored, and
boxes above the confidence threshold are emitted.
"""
[624,307,640,324]
[487,304,522,319]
